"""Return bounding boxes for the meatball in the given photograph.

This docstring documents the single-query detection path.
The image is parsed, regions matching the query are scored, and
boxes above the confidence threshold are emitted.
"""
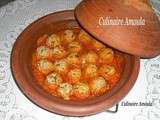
[36,46,51,59]
[57,83,73,100]
[46,34,61,48]
[68,41,82,52]
[98,48,114,64]
[37,59,54,74]
[54,59,68,74]
[99,65,120,84]
[90,77,109,95]
[99,65,116,79]
[78,30,92,44]
[83,64,98,78]
[66,52,81,65]
[51,46,67,59]
[63,30,75,43]
[73,82,90,99]
[81,51,98,64]
[68,68,81,84]
[45,72,63,89]
[91,40,105,51]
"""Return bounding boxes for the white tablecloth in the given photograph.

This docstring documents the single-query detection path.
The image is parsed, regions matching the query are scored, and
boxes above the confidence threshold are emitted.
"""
[0,0,160,120]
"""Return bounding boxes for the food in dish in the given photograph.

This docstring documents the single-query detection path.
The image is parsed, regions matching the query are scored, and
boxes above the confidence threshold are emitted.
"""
[32,28,124,101]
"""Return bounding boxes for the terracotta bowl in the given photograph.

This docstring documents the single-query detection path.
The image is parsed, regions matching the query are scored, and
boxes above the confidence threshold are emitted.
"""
[11,10,140,116]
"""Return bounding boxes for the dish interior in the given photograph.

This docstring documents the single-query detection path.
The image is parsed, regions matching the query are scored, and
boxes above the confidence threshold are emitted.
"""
[31,26,125,101]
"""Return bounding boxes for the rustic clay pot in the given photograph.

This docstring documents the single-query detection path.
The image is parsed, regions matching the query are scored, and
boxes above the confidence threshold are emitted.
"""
[11,10,140,116]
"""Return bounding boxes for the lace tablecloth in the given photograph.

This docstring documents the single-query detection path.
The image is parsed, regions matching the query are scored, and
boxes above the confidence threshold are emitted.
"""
[0,0,160,120]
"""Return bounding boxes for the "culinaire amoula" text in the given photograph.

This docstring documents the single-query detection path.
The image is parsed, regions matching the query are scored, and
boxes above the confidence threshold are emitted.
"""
[99,16,145,26]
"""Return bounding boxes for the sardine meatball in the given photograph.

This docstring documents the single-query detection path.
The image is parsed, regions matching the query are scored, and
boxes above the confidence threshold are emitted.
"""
[68,41,82,52]
[91,40,105,51]
[46,34,61,48]
[99,48,114,63]
[99,65,119,83]
[81,51,98,64]
[73,82,90,99]
[68,68,81,84]
[83,64,98,78]
[54,59,68,74]
[36,46,51,59]
[63,30,75,43]
[78,30,92,44]
[37,59,54,74]
[57,83,72,100]
[45,72,63,89]
[66,52,81,65]
[51,46,66,59]
[90,77,109,95]
[99,65,116,79]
